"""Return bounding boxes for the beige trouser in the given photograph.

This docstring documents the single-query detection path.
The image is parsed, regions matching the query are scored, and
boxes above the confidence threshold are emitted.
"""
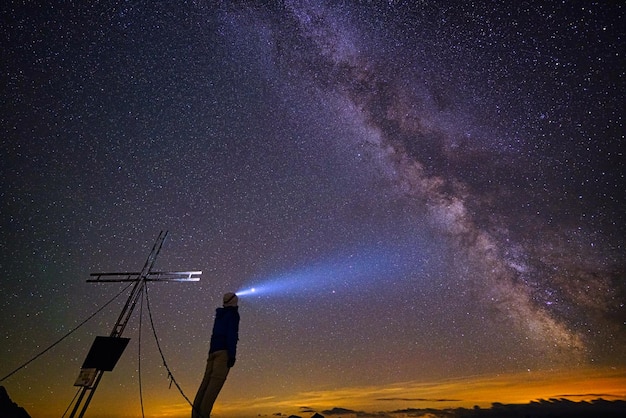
[192,350,230,418]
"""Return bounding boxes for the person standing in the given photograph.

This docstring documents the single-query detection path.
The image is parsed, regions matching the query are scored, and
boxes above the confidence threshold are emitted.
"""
[192,292,240,418]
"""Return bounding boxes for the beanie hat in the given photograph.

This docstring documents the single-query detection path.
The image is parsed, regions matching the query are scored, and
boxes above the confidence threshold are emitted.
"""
[223,292,238,307]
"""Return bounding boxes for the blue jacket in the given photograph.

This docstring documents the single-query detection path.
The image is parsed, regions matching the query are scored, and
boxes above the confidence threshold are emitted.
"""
[209,306,240,366]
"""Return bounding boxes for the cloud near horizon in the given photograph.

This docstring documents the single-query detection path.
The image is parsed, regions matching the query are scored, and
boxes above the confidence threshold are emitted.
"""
[216,367,626,417]
[262,399,626,418]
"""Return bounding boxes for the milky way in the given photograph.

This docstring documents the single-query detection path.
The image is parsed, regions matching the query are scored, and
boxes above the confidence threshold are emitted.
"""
[235,0,624,361]
[1,1,624,417]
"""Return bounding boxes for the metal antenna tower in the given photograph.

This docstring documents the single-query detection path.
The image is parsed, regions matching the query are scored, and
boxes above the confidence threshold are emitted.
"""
[69,231,201,418]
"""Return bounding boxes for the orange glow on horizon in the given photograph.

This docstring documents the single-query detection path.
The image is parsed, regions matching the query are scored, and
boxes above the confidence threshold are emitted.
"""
[16,366,626,418]
[213,366,626,418]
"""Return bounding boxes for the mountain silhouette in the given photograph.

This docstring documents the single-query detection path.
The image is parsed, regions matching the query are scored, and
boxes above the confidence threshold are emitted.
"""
[0,386,31,418]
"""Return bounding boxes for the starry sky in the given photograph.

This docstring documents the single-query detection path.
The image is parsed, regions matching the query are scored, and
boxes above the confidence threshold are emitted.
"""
[1,1,625,417]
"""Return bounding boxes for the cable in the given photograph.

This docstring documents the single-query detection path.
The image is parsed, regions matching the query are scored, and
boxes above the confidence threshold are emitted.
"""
[1,282,133,383]
[138,287,146,418]
[144,284,200,413]
[61,387,82,418]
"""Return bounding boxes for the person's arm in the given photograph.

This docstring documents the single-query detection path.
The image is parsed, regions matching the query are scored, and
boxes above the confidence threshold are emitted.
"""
[227,312,240,367]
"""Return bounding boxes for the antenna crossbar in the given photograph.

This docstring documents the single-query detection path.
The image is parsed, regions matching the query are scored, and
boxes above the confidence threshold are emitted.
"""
[88,271,202,282]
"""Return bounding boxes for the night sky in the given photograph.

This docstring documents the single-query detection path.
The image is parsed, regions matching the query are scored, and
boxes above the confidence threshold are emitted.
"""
[1,1,625,417]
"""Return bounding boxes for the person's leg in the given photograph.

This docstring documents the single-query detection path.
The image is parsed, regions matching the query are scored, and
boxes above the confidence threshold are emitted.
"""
[198,350,230,417]
[192,354,215,418]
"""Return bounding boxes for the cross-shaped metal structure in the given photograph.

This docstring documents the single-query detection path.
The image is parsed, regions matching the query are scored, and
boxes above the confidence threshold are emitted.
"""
[69,231,201,418]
